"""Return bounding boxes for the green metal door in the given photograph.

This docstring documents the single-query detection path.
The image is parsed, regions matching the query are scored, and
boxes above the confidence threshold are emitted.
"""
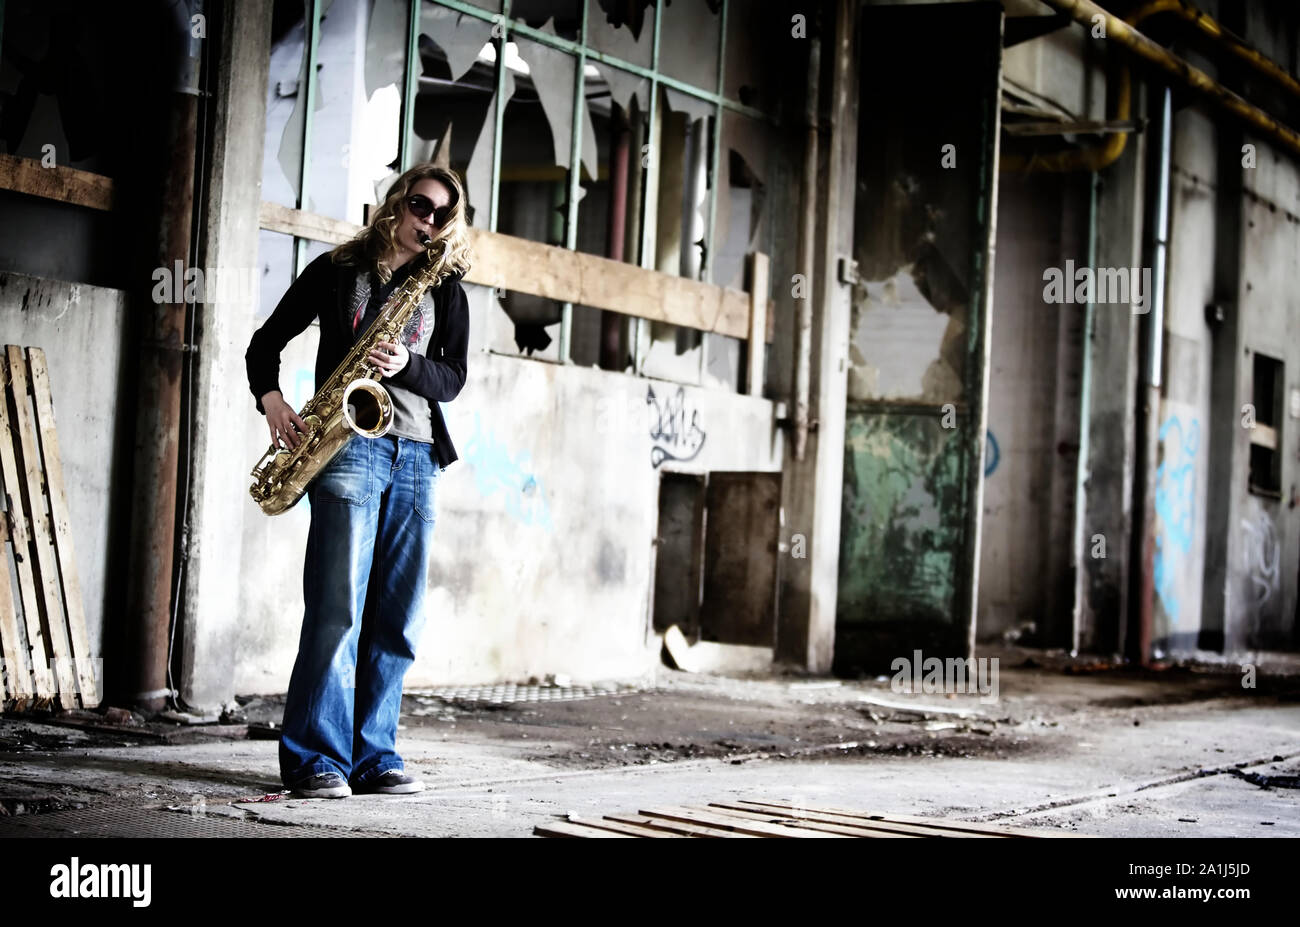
[835,2,1003,674]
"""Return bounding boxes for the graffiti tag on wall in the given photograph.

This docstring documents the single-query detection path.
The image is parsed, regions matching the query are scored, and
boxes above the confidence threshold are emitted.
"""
[984,429,999,477]
[1240,509,1280,608]
[463,411,554,532]
[647,385,706,468]
[1153,415,1199,624]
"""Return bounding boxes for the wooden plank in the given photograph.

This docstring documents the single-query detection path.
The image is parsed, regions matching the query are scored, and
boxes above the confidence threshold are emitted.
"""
[737,800,1085,838]
[700,803,922,838]
[638,805,844,838]
[563,816,680,838]
[746,252,769,396]
[0,353,54,702]
[0,154,114,211]
[26,349,97,707]
[6,347,77,709]
[601,813,759,838]
[707,802,973,838]
[258,200,358,247]
[258,202,776,343]
[533,820,635,838]
[0,511,34,707]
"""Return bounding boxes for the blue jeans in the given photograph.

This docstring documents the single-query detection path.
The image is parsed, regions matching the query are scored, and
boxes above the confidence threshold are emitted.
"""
[279,434,441,789]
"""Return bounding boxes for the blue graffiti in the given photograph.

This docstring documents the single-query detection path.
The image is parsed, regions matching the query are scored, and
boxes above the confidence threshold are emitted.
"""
[1153,415,1199,624]
[984,429,1000,477]
[463,411,554,532]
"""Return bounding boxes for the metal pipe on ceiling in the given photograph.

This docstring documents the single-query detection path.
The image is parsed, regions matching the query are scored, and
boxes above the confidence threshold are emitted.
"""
[1008,0,1300,171]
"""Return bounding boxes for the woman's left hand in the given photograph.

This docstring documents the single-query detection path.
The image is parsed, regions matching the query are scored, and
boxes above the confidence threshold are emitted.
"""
[368,340,409,377]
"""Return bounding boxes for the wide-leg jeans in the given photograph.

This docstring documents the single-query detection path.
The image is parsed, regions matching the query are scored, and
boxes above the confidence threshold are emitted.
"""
[279,434,440,789]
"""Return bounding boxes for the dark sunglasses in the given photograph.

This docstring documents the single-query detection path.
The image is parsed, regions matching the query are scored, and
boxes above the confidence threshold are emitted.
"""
[406,194,453,227]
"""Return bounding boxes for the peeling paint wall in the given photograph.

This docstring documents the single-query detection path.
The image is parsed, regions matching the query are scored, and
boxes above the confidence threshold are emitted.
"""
[978,173,1086,645]
[0,274,130,687]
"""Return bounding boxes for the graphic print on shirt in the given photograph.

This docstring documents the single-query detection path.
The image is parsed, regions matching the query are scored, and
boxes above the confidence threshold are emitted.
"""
[351,298,432,351]
[399,304,428,349]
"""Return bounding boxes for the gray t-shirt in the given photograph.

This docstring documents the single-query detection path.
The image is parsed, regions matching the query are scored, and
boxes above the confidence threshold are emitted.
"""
[352,264,436,444]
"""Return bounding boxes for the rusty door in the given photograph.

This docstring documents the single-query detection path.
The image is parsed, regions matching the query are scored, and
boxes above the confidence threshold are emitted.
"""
[700,472,782,646]
[835,2,1003,673]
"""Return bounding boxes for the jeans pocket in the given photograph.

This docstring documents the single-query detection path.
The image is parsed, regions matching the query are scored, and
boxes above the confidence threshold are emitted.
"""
[314,437,374,505]
[414,442,440,523]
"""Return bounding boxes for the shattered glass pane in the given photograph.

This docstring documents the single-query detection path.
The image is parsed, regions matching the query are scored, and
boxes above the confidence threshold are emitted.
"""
[658,0,722,91]
[661,86,714,281]
[411,1,499,227]
[576,69,649,258]
[265,2,309,208]
[303,0,404,224]
[491,32,585,359]
[713,111,768,290]
[571,67,651,371]
[723,0,791,111]
[512,0,583,42]
[587,0,654,68]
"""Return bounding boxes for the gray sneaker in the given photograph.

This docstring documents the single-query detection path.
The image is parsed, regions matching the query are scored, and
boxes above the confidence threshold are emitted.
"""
[354,770,425,795]
[291,772,352,799]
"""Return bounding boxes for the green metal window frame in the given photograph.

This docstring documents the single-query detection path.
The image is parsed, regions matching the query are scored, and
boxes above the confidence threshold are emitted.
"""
[290,0,768,369]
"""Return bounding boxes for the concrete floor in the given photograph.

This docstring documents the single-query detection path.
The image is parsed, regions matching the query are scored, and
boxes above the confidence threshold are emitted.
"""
[1,651,1298,837]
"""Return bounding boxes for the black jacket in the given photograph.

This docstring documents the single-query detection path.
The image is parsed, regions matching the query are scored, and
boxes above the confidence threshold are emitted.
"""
[245,251,471,469]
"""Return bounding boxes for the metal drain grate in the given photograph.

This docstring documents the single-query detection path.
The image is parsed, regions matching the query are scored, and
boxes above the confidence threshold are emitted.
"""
[0,804,375,838]
[408,683,640,706]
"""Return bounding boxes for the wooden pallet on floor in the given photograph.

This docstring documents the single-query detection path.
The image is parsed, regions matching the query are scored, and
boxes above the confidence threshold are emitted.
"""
[0,345,97,711]
[534,800,1090,838]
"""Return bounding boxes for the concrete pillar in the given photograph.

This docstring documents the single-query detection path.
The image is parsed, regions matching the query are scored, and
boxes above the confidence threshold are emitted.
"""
[1078,96,1147,656]
[775,0,856,673]
[179,0,274,712]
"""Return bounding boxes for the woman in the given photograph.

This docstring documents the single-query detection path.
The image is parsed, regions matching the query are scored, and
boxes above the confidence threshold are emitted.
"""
[245,163,473,798]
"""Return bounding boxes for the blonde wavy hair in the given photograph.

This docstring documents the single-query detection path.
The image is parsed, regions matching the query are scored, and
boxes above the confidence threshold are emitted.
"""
[331,163,474,286]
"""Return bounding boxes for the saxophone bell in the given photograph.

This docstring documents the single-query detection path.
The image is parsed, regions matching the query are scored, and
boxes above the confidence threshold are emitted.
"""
[342,377,394,438]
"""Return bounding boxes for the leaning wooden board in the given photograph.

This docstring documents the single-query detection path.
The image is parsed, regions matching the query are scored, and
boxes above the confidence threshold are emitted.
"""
[535,801,1093,838]
[0,346,97,710]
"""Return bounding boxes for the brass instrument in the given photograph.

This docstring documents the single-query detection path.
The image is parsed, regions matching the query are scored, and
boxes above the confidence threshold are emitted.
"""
[249,232,448,515]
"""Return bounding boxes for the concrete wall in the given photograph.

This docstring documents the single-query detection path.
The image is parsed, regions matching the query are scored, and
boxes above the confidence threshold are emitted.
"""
[0,273,130,688]
[230,291,782,694]
[1229,140,1300,651]
[978,172,1086,645]
[1153,108,1219,652]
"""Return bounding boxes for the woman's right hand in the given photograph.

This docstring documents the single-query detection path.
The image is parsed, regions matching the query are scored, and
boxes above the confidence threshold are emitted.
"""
[262,390,309,449]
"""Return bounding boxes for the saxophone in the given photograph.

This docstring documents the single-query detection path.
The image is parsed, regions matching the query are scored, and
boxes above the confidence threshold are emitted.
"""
[249,232,448,516]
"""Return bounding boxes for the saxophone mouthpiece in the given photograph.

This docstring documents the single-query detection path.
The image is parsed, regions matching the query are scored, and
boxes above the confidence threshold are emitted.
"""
[417,230,432,247]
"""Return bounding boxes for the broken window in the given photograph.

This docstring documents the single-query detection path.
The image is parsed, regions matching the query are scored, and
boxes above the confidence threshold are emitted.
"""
[637,86,716,385]
[587,0,655,68]
[658,0,722,93]
[1248,352,1283,497]
[487,25,599,362]
[570,65,652,370]
[413,1,498,226]
[266,0,315,212]
[513,0,583,42]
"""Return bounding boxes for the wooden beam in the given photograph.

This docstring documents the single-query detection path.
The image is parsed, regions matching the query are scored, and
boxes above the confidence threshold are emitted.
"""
[746,252,769,395]
[257,201,358,247]
[258,202,776,343]
[0,154,114,211]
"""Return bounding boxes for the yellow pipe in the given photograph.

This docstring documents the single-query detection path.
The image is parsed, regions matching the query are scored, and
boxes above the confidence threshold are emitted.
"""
[1131,0,1300,102]
[1005,0,1300,171]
